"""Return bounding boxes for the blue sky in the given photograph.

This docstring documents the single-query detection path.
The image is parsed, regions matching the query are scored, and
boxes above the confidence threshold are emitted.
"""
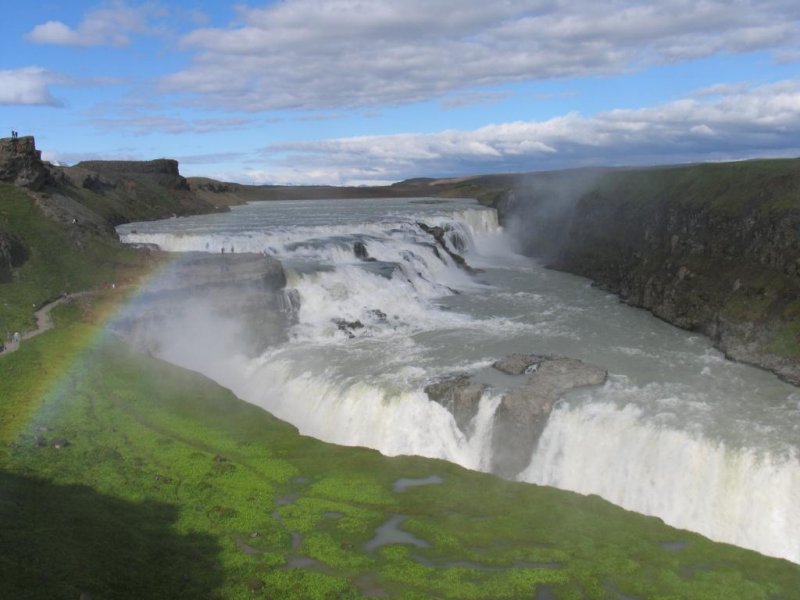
[2,1,799,185]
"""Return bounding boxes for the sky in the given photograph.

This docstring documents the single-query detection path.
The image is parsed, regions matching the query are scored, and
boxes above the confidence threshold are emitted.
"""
[2,0,800,185]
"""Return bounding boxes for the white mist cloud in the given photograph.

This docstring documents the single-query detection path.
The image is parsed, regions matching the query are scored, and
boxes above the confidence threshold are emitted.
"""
[257,80,800,185]
[0,67,65,106]
[26,1,162,47]
[162,0,800,110]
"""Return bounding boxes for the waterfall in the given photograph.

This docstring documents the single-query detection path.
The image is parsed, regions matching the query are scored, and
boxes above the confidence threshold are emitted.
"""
[118,196,800,564]
[520,400,800,563]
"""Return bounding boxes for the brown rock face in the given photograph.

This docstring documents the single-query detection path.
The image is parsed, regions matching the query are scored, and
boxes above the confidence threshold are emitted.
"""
[424,375,488,434]
[490,356,607,478]
[74,159,189,190]
[0,136,52,190]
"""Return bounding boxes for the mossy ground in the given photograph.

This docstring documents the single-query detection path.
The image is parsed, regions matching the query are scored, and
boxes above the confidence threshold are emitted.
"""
[1,295,799,599]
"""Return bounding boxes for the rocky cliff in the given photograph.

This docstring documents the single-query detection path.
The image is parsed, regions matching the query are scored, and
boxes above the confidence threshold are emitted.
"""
[72,159,189,191]
[502,160,800,384]
[115,252,295,358]
[0,136,53,190]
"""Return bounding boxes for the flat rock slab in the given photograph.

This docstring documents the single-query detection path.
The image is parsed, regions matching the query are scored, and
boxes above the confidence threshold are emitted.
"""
[492,353,552,375]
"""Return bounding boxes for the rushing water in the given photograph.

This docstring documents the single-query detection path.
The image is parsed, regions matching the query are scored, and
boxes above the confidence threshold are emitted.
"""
[118,197,800,563]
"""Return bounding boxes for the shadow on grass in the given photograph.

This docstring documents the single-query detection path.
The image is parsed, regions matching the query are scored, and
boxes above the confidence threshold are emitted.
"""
[0,470,223,600]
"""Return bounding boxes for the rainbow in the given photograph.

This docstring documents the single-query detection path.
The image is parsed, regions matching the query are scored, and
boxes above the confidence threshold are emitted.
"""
[0,251,191,449]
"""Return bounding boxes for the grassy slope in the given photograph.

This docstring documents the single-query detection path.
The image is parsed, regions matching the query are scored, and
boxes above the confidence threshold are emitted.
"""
[0,183,150,334]
[2,297,799,599]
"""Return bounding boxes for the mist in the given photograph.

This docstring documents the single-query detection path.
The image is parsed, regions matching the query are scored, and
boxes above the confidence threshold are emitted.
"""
[501,167,609,263]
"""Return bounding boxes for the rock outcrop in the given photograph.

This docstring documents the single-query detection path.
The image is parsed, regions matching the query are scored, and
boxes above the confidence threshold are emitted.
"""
[0,136,53,190]
[424,375,487,434]
[417,222,480,274]
[424,354,606,479]
[73,159,189,190]
[490,356,607,478]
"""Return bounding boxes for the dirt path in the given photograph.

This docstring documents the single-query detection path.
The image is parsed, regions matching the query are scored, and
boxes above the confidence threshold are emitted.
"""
[0,291,94,357]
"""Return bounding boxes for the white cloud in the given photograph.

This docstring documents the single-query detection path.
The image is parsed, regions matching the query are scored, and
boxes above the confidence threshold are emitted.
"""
[0,67,65,106]
[26,1,162,47]
[256,80,800,185]
[88,113,254,135]
[440,92,510,109]
[162,0,800,111]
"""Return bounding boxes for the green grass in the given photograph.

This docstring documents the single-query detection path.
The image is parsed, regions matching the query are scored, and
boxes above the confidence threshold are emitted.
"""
[585,159,800,219]
[1,298,799,599]
[0,183,148,334]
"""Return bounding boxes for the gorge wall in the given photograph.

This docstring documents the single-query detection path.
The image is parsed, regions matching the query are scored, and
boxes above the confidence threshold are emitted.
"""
[499,160,800,384]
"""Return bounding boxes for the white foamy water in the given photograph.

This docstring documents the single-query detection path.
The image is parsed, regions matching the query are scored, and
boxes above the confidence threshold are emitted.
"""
[118,196,800,563]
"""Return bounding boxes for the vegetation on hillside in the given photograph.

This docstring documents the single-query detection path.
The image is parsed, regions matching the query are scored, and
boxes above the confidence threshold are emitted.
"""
[0,184,148,334]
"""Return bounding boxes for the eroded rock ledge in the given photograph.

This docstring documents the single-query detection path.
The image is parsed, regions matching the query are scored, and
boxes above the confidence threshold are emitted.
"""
[115,252,296,357]
[425,353,607,479]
